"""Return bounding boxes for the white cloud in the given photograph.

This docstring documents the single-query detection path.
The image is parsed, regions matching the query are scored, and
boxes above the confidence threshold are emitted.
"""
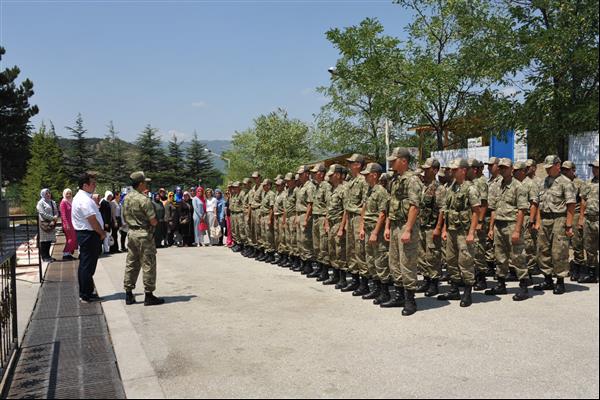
[167,129,193,141]
[191,101,207,108]
[501,87,519,97]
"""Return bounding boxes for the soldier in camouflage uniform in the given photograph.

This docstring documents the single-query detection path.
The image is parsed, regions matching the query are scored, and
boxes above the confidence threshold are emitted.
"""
[258,179,276,263]
[245,172,262,258]
[240,178,252,256]
[358,163,390,303]
[282,173,299,269]
[466,159,490,291]
[341,154,369,293]
[309,163,332,281]
[416,158,444,297]
[272,179,287,265]
[578,159,599,283]
[523,160,541,275]
[437,159,481,308]
[383,147,423,316]
[561,161,586,281]
[296,165,316,274]
[485,159,531,301]
[533,155,576,295]
[122,171,164,306]
[323,165,349,289]
[438,166,452,280]
[229,181,243,252]
[485,157,502,276]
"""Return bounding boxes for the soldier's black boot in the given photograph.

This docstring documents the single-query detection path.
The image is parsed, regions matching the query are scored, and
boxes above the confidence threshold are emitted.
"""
[402,289,417,316]
[578,267,598,283]
[271,253,281,264]
[569,261,580,282]
[301,260,313,275]
[292,257,302,271]
[486,262,496,277]
[341,274,360,292]
[266,252,275,263]
[316,265,330,282]
[441,270,450,282]
[362,279,381,300]
[249,247,258,258]
[553,277,566,295]
[437,282,461,301]
[257,250,267,262]
[144,292,165,306]
[352,276,370,297]
[507,268,518,282]
[125,291,136,305]
[278,255,287,267]
[425,278,439,297]
[380,286,405,308]
[283,255,293,268]
[307,262,322,278]
[415,277,431,293]
[323,268,339,285]
[485,277,507,295]
[473,272,488,291]
[459,286,473,307]
[530,264,542,276]
[335,270,348,290]
[374,283,391,305]
[533,274,554,291]
[513,279,530,301]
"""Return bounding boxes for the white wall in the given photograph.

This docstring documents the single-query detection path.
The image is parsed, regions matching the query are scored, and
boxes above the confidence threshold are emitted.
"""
[569,131,599,181]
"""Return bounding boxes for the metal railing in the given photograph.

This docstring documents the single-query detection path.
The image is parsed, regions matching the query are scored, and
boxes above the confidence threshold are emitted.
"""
[0,215,43,283]
[0,253,17,386]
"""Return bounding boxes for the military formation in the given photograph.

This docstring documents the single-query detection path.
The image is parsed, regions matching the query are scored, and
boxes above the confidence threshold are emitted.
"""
[227,150,599,316]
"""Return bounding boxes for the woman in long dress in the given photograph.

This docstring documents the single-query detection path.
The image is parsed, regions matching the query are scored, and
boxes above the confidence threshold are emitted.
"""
[179,191,194,246]
[37,188,59,262]
[205,188,220,246]
[192,187,207,246]
[60,188,78,260]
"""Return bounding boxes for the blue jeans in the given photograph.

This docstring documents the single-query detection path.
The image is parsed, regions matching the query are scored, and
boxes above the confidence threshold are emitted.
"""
[76,230,101,299]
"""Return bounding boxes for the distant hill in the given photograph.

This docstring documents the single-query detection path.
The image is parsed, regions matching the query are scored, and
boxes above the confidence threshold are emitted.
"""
[57,137,232,172]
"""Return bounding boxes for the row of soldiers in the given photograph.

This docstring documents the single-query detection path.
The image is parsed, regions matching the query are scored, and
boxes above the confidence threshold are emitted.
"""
[226,149,599,316]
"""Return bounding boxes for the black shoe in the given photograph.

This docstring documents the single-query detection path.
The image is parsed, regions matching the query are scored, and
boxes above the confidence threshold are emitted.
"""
[292,258,303,272]
[441,270,450,282]
[341,274,360,292]
[307,262,322,278]
[533,275,554,291]
[486,262,496,277]
[316,265,330,282]
[415,277,431,293]
[352,277,370,297]
[473,272,488,291]
[80,296,100,304]
[256,251,267,262]
[553,278,566,295]
[402,289,417,316]
[265,253,275,263]
[513,279,530,301]
[323,268,339,285]
[578,267,598,284]
[335,270,348,289]
[380,286,405,308]
[485,277,507,295]
[424,279,439,297]
[437,283,461,301]
[362,280,381,300]
[506,268,518,282]
[270,253,281,264]
[144,292,165,306]
[374,283,391,305]
[277,255,286,266]
[460,286,473,307]
[301,260,313,275]
[125,291,136,305]
[530,265,543,276]
[569,261,580,282]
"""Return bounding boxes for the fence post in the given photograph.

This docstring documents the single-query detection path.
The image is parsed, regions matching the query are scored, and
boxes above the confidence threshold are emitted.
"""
[10,254,18,345]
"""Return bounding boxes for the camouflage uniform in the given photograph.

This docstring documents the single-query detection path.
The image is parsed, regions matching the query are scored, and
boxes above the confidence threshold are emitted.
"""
[364,183,390,282]
[311,177,332,266]
[473,175,489,275]
[123,188,158,293]
[229,184,242,245]
[485,174,503,265]
[327,181,347,271]
[296,176,316,261]
[344,173,369,276]
[581,171,599,279]
[260,184,276,254]
[274,184,287,255]
[284,181,299,259]
[570,176,586,267]
[239,182,251,246]
[418,179,444,280]
[522,176,540,272]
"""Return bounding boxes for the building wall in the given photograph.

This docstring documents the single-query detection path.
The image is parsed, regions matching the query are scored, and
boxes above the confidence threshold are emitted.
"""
[569,131,599,181]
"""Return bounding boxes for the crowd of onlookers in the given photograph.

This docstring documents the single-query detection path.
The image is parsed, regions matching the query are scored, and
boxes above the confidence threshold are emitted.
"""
[36,183,234,262]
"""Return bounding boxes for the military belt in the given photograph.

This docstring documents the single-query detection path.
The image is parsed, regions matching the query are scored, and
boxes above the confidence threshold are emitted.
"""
[586,214,599,222]
[540,212,566,219]
[494,220,512,227]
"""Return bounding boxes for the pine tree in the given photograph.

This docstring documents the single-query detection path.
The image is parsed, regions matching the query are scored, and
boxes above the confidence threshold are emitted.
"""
[96,121,129,192]
[21,122,68,213]
[185,131,219,187]
[165,134,185,187]
[134,124,164,179]
[65,113,92,181]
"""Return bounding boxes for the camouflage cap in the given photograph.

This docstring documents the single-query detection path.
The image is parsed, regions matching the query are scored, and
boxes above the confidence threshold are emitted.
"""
[295,173,300,180]
[251,171,261,178]
[487,157,500,165]
[231,181,240,188]
[415,168,425,176]
[130,171,151,184]
[525,159,537,167]
[274,174,283,180]
[387,147,412,162]
[360,163,383,175]
[467,158,483,168]
[498,158,513,168]
[297,165,311,174]
[450,158,469,169]
[513,161,527,171]
[242,178,251,184]
[326,163,345,177]
[561,160,576,170]
[284,172,294,181]
[275,179,285,186]
[589,159,599,168]
[421,157,441,169]
[310,163,327,173]
[261,178,272,186]
[346,153,366,164]
[544,155,561,169]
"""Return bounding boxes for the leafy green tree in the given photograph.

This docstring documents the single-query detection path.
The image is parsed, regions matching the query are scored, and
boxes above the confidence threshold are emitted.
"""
[0,46,39,184]
[186,131,220,187]
[223,128,259,182]
[65,113,93,181]
[134,124,164,179]
[96,121,129,192]
[21,122,68,213]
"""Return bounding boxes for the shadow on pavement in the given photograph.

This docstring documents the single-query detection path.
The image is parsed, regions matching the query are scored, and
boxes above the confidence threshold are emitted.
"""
[99,293,198,304]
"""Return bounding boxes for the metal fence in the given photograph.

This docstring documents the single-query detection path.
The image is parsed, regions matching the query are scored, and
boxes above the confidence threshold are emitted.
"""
[0,215,43,283]
[0,253,18,386]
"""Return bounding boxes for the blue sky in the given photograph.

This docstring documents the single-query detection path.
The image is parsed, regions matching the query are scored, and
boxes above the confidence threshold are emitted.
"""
[1,0,413,143]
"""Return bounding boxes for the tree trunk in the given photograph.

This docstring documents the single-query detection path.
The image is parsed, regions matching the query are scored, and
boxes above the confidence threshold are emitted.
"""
[436,128,444,151]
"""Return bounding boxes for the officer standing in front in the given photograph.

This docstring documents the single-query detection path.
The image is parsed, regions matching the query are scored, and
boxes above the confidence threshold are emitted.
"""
[123,171,164,306]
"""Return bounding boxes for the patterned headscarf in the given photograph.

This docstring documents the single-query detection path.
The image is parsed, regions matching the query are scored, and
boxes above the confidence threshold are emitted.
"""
[40,188,52,203]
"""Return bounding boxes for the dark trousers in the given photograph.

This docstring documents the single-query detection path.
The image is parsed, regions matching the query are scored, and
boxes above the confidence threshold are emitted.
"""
[120,230,127,251]
[40,241,52,260]
[76,230,101,299]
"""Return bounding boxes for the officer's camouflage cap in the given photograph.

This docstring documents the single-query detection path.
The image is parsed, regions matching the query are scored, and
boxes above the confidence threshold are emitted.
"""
[297,165,310,174]
[275,179,285,186]
[251,171,261,178]
[326,164,345,177]
[498,158,513,168]
[130,171,151,184]
[295,173,300,180]
[387,147,412,162]
[421,157,441,169]
[261,178,272,186]
[513,161,527,171]
[467,158,484,168]
[544,155,561,169]
[589,159,599,168]
[526,159,537,167]
[274,174,283,180]
[487,157,500,165]
[242,178,251,184]
[231,181,240,188]
[561,160,576,170]
[346,153,366,164]
[450,158,469,169]
[360,163,383,175]
[284,172,294,181]
[310,163,327,173]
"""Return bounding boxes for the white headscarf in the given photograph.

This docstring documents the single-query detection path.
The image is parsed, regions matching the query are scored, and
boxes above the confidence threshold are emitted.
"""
[103,191,114,202]
[40,188,51,203]
[62,188,73,202]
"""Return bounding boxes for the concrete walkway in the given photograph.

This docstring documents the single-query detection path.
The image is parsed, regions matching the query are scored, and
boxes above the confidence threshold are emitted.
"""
[97,246,599,399]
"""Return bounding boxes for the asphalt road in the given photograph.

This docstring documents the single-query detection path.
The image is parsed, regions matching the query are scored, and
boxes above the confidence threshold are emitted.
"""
[96,246,599,399]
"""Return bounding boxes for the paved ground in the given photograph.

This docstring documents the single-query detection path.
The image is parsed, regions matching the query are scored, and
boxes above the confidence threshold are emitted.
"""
[97,246,599,399]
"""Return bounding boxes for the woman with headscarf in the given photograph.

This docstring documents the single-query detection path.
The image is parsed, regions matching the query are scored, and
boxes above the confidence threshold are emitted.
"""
[205,188,220,246]
[192,187,208,246]
[214,188,226,246]
[37,188,59,262]
[60,188,78,260]
[179,191,194,246]
[165,191,178,246]
[151,192,166,248]
[224,188,233,247]
[175,186,183,203]
[99,191,113,254]
[110,192,122,253]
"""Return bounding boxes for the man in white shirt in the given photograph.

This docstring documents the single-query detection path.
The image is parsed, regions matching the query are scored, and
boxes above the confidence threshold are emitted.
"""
[72,172,106,303]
